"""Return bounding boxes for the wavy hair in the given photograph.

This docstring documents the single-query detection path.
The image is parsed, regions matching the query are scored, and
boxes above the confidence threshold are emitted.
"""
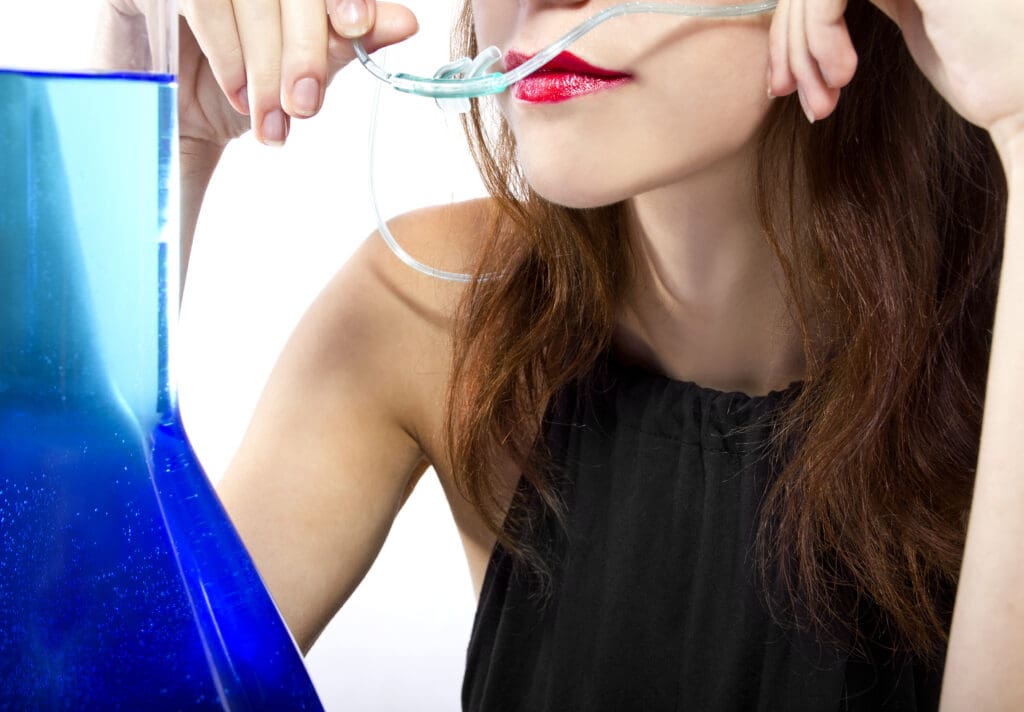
[443,0,1007,666]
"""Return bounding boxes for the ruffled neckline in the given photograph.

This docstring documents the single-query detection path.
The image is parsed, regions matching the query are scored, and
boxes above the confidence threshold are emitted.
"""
[581,349,804,453]
[605,349,804,404]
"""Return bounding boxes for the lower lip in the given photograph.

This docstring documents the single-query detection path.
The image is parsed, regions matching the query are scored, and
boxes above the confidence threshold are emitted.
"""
[513,72,631,104]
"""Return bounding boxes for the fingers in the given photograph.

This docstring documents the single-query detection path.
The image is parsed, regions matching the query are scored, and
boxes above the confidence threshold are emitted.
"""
[232,0,291,146]
[281,0,329,118]
[180,0,249,115]
[786,0,841,122]
[182,0,417,148]
[325,3,419,74]
[768,0,859,123]
[805,1,858,94]
[327,0,377,39]
[94,3,152,72]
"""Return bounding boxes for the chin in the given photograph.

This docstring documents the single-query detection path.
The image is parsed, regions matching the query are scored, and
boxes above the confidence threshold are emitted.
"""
[517,154,635,210]
[529,183,626,210]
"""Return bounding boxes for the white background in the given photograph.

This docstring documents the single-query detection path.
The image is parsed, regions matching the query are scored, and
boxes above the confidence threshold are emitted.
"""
[174,2,489,710]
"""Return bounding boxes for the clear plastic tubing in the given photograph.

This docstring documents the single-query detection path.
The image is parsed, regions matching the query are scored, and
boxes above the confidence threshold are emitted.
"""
[353,1,778,100]
[357,0,778,283]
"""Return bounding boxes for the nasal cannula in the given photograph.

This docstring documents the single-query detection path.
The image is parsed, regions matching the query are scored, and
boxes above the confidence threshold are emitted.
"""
[354,0,779,283]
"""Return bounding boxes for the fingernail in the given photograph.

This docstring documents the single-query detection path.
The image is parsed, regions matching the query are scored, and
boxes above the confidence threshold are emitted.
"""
[261,109,287,146]
[766,64,774,98]
[335,0,369,38]
[237,85,250,114]
[292,77,320,117]
[797,87,815,124]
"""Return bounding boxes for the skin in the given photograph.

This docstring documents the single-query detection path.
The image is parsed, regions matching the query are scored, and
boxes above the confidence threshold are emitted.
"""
[475,0,806,395]
[97,0,1024,704]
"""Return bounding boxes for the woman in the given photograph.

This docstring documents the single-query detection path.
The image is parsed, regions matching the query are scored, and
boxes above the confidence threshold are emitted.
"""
[160,0,1022,708]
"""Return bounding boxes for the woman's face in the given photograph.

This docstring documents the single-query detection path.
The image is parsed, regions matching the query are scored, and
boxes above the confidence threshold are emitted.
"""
[472,0,774,209]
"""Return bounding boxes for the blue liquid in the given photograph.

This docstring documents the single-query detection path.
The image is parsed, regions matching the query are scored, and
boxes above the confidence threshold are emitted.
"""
[0,69,323,709]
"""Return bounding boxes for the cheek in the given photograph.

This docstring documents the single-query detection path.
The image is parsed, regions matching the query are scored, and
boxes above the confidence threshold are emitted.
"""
[505,103,769,210]
[470,1,515,54]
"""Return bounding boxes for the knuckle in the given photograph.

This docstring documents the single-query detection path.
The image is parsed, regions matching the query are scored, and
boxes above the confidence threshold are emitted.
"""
[820,47,858,87]
[284,34,324,59]
[247,72,282,102]
[215,45,247,84]
[282,53,327,80]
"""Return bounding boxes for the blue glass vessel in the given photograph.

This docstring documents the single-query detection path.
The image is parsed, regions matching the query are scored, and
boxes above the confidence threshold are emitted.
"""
[0,66,324,710]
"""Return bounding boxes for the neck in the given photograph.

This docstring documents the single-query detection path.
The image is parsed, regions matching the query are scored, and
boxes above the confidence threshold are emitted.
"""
[614,147,805,396]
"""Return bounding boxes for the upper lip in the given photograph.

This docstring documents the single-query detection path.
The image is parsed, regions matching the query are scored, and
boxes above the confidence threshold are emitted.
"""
[505,49,631,79]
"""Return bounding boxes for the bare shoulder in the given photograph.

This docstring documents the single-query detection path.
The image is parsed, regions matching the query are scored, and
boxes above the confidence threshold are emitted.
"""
[325,197,500,470]
[216,197,505,650]
[332,197,518,597]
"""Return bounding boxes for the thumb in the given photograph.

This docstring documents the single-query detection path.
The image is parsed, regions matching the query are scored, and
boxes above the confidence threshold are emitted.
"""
[325,3,419,77]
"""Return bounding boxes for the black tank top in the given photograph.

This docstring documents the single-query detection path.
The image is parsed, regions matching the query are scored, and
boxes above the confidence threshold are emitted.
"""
[462,350,946,711]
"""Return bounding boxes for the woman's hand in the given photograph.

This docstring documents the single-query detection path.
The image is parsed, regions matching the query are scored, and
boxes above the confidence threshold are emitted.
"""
[767,0,1024,152]
[97,0,418,148]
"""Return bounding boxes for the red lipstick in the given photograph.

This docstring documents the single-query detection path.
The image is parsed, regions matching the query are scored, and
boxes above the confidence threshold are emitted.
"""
[505,49,632,104]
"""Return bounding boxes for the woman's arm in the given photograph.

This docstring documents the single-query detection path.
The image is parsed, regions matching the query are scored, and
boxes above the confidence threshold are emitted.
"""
[179,137,225,290]
[940,134,1024,711]
[212,202,476,654]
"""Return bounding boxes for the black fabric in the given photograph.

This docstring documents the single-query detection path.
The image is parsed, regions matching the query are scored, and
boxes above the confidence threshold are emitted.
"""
[462,350,945,711]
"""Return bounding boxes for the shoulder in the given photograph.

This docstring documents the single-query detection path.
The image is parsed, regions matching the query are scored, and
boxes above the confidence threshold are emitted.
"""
[336,196,498,322]
[334,198,527,595]
[315,197,500,466]
[213,199,505,647]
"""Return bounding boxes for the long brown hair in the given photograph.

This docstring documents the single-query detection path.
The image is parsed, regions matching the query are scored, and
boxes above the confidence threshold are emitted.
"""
[443,0,1007,666]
